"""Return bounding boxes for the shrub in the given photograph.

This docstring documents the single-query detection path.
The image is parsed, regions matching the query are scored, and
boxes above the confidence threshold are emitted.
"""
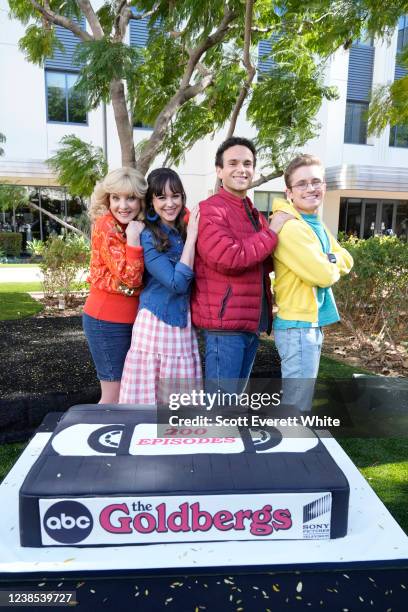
[27,238,45,262]
[39,234,90,304]
[335,236,408,344]
[0,232,22,256]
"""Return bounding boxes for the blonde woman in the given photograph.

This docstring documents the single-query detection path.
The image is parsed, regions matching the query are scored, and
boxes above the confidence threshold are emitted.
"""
[83,167,147,404]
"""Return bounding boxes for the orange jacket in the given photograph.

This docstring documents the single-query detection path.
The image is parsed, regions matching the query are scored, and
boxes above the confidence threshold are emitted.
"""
[83,212,144,323]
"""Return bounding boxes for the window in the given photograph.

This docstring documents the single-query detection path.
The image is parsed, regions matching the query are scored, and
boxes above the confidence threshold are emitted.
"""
[390,16,408,147]
[397,15,408,52]
[254,191,285,219]
[339,198,408,239]
[344,101,368,144]
[389,124,408,147]
[46,71,87,124]
[344,40,374,144]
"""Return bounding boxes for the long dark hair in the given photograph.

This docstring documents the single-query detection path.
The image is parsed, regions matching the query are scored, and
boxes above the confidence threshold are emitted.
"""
[145,168,187,252]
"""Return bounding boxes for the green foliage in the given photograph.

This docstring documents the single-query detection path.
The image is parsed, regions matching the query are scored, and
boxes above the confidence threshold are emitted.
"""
[69,212,92,238]
[27,238,45,260]
[47,135,108,198]
[249,37,338,172]
[0,184,27,212]
[158,60,244,165]
[131,33,185,125]
[8,0,81,24]
[39,234,90,302]
[9,0,408,176]
[0,232,23,257]
[18,24,62,66]
[96,2,116,36]
[335,236,408,343]
[368,77,408,136]
[74,40,142,107]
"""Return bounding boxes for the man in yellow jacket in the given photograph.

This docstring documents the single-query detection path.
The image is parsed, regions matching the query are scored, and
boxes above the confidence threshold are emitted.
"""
[271,154,354,412]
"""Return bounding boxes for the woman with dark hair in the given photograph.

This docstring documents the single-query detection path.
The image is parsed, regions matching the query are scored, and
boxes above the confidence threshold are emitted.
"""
[119,168,202,405]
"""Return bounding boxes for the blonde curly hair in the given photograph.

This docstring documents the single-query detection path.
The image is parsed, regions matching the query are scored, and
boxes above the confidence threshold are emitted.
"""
[88,167,148,223]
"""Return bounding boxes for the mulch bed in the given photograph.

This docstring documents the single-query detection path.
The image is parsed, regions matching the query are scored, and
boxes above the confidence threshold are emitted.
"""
[1,307,281,443]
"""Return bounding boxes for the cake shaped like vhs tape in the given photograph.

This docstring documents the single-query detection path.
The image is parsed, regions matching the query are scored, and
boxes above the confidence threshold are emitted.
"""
[20,405,349,547]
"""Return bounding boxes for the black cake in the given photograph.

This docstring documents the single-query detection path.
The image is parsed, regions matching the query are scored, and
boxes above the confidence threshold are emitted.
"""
[20,405,349,547]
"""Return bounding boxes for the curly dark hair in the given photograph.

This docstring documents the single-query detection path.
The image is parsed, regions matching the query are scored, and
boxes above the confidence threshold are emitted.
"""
[144,168,187,252]
[215,137,257,168]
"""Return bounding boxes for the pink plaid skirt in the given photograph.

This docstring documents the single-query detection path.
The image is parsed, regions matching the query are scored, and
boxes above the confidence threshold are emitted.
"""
[119,308,202,406]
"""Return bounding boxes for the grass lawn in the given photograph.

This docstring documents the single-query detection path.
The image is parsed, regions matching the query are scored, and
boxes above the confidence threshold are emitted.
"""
[0,281,44,319]
[0,292,43,319]
[0,443,27,480]
[0,263,39,268]
[340,438,408,532]
[0,282,43,292]
[319,353,370,376]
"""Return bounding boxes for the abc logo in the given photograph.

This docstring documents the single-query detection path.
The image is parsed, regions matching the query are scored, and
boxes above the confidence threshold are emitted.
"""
[43,501,93,544]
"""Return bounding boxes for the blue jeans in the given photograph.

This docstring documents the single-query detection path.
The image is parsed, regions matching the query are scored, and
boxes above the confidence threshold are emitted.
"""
[82,313,133,381]
[204,331,259,397]
[274,327,323,412]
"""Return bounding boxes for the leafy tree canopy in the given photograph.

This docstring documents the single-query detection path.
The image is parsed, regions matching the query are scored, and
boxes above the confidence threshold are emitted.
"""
[0,184,28,212]
[7,0,408,193]
[47,135,108,198]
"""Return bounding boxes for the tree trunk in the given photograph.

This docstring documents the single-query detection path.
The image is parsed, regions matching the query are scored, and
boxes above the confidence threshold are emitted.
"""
[110,78,136,168]
[27,202,88,239]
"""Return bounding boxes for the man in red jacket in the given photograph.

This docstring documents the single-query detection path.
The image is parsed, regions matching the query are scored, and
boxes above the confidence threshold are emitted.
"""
[191,137,292,395]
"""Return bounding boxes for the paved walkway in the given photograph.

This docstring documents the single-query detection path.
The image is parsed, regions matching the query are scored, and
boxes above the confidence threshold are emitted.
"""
[0,266,86,283]
[0,266,43,282]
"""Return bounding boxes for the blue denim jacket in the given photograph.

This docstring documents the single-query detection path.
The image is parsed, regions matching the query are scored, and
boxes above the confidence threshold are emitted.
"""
[138,224,194,327]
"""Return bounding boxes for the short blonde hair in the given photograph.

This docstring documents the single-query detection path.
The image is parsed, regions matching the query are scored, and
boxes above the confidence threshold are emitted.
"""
[88,167,148,223]
[284,154,324,188]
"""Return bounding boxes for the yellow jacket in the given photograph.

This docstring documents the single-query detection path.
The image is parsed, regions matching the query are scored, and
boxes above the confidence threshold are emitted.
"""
[272,198,354,323]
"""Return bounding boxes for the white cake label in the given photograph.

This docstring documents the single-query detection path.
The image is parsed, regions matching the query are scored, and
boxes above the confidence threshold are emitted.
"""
[129,424,244,454]
[39,493,332,545]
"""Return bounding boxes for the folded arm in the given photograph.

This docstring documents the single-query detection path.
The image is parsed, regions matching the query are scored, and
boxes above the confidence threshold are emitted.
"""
[142,231,194,295]
[100,228,144,288]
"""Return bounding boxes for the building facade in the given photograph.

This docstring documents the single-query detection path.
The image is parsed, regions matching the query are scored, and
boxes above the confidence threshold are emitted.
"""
[1,1,408,240]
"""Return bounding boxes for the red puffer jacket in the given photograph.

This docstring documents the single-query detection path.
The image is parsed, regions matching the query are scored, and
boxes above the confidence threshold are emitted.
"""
[191,188,278,333]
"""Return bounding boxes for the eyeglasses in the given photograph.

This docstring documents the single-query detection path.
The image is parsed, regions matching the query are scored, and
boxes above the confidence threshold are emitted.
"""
[290,179,325,190]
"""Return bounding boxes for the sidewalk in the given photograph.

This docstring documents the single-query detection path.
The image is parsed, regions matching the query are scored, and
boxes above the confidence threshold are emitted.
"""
[0,266,43,282]
[0,267,87,283]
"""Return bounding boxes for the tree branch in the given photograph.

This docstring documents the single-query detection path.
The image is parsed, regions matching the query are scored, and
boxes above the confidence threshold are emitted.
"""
[27,201,87,238]
[251,170,283,188]
[225,0,256,139]
[28,0,93,41]
[181,4,238,88]
[136,71,215,175]
[136,3,238,174]
[127,6,160,21]
[77,0,104,39]
[121,3,160,38]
